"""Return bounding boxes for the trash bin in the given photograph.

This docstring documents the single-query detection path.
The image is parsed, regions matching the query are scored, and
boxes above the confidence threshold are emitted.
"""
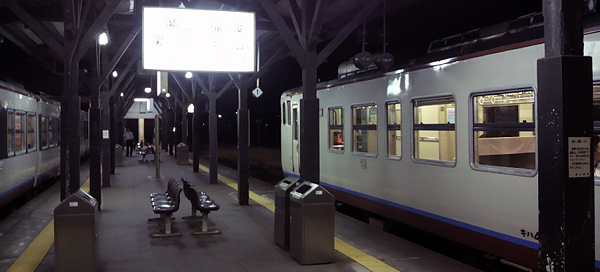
[274,177,299,250]
[289,181,335,265]
[54,189,98,272]
[176,142,189,165]
[115,144,123,166]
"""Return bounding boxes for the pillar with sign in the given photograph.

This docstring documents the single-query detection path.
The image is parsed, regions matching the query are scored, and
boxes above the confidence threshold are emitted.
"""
[537,0,594,270]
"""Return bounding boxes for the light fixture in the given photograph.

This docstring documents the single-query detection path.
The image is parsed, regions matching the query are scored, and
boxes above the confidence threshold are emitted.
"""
[112,71,118,77]
[185,72,192,79]
[172,127,176,133]
[187,103,194,113]
[166,93,171,98]
[144,87,151,93]
[120,92,124,97]
[218,114,222,118]
[98,32,108,45]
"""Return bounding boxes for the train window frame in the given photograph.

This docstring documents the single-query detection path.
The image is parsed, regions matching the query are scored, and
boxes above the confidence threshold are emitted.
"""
[287,100,291,125]
[27,112,36,152]
[14,111,26,156]
[468,86,538,177]
[411,94,457,167]
[386,100,402,160]
[328,106,344,153]
[7,109,15,157]
[351,103,378,157]
[40,115,48,149]
[49,117,59,148]
[282,102,286,125]
[591,81,600,184]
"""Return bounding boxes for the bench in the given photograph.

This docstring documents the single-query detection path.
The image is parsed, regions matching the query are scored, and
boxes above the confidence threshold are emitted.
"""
[148,178,183,237]
[181,178,221,235]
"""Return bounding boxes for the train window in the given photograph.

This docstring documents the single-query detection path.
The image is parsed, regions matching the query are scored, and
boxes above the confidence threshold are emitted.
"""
[387,101,401,159]
[40,116,48,149]
[287,101,291,125]
[592,84,600,180]
[413,96,456,164]
[282,103,286,125]
[293,107,299,140]
[472,89,535,171]
[14,112,25,154]
[27,113,36,152]
[352,104,377,155]
[328,107,344,151]
[49,118,59,147]
[7,110,14,156]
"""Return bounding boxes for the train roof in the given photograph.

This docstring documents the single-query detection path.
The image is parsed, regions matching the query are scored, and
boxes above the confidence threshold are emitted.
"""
[282,12,600,98]
[0,80,58,105]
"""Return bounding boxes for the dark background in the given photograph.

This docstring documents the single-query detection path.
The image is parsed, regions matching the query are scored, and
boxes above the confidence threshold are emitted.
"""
[0,1,543,148]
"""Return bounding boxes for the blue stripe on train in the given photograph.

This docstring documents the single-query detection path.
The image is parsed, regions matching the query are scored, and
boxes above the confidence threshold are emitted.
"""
[283,171,600,268]
[0,166,60,199]
[0,178,34,199]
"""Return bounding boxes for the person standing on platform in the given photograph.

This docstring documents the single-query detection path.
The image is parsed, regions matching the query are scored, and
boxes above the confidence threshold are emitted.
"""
[124,128,134,156]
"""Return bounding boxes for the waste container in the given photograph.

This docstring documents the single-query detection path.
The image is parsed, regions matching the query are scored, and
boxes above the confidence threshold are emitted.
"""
[115,144,123,166]
[54,189,98,272]
[274,177,299,250]
[289,181,335,265]
[176,142,189,165]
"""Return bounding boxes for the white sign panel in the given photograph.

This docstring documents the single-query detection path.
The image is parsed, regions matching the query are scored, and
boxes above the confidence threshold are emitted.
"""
[568,137,590,178]
[143,7,255,72]
[103,130,110,139]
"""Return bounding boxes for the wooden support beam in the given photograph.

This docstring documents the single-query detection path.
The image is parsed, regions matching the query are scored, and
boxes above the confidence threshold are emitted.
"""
[5,0,64,55]
[97,25,141,88]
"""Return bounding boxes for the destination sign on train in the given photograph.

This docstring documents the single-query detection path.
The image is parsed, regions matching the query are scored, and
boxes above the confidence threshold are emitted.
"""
[142,7,255,72]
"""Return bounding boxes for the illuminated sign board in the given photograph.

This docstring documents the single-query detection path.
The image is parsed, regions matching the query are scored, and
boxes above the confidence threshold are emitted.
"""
[143,7,255,72]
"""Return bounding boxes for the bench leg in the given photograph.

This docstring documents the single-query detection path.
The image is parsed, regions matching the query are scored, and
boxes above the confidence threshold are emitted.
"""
[150,214,183,238]
[148,213,174,222]
[182,208,202,220]
[191,212,220,235]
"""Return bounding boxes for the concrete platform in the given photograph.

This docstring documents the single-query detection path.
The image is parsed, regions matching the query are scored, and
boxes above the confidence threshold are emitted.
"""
[1,152,481,272]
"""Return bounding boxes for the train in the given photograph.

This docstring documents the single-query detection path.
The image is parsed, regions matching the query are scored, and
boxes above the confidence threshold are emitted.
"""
[281,14,600,269]
[0,80,89,210]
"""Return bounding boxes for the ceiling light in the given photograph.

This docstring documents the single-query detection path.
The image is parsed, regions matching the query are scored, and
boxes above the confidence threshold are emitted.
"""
[98,32,108,45]
[185,72,192,79]
[187,103,194,113]
[166,93,171,97]
[144,87,151,93]
[120,92,124,97]
[112,71,118,77]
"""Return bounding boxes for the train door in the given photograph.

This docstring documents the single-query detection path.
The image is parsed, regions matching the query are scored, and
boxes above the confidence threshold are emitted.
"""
[291,103,300,174]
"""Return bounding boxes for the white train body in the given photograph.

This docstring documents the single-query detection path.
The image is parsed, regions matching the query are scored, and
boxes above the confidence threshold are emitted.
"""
[0,81,89,209]
[281,30,600,268]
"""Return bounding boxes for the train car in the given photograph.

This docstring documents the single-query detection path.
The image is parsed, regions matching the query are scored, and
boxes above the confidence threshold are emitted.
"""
[280,15,600,269]
[0,80,89,210]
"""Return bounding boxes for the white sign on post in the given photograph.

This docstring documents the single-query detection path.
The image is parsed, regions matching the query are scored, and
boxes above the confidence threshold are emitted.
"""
[568,137,591,178]
[143,7,256,72]
[252,87,263,98]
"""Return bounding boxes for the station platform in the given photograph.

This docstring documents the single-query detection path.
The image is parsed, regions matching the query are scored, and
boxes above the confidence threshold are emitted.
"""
[0,152,481,272]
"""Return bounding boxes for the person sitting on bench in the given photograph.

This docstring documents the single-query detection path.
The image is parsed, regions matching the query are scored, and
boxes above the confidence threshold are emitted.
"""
[139,140,150,163]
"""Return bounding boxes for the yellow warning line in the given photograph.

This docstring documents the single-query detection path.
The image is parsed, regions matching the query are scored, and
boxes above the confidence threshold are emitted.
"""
[196,163,399,272]
[7,178,91,272]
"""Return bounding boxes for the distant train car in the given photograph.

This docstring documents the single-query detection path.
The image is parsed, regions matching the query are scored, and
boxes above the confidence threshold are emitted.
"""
[0,80,89,210]
[280,17,600,269]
